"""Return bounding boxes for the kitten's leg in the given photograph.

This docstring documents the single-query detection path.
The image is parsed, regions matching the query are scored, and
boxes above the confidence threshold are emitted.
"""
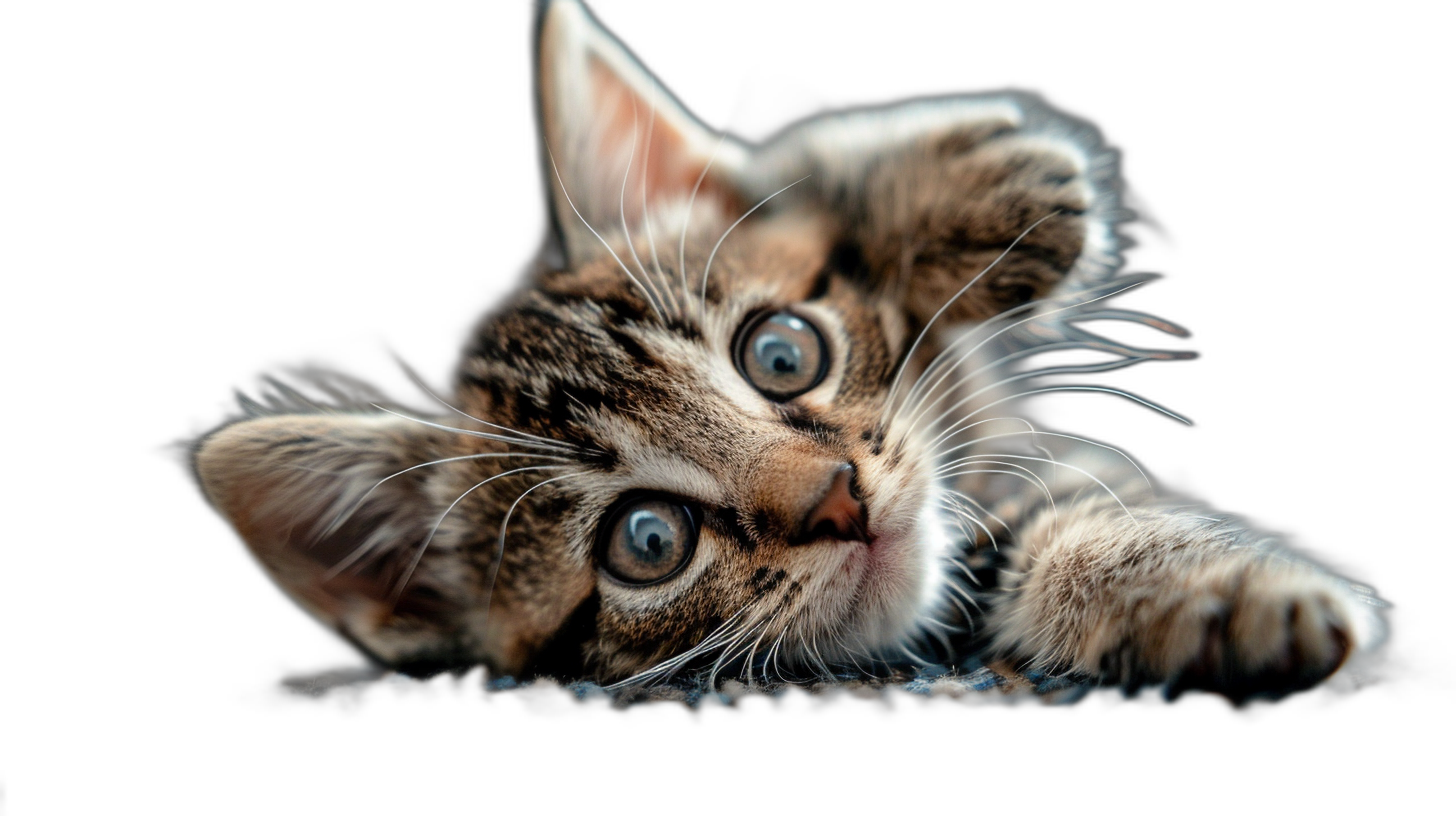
[966,464,1385,701]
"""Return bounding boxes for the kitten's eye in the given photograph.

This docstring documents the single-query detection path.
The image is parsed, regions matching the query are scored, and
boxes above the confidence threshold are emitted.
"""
[599,498,698,585]
[735,310,828,400]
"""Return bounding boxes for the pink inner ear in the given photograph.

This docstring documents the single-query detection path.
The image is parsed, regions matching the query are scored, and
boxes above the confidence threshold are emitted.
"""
[586,54,741,223]
[537,0,753,259]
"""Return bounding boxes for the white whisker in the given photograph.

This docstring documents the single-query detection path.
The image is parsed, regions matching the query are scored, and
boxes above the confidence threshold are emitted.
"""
[707,616,768,689]
[906,335,1188,431]
[605,606,753,690]
[546,148,666,323]
[941,488,1017,544]
[897,643,931,667]
[895,300,1042,424]
[825,627,874,677]
[917,356,1149,439]
[394,359,578,450]
[880,211,1062,428]
[319,450,571,567]
[478,470,591,619]
[937,429,1153,491]
[698,175,811,321]
[942,462,1058,535]
[802,629,832,681]
[925,385,1191,456]
[679,132,731,316]
[636,88,681,320]
[1065,307,1190,337]
[369,404,587,455]
[618,101,670,319]
[942,452,1136,523]
[389,465,575,603]
[896,277,1158,432]
[766,629,792,684]
[743,602,795,687]
[937,551,986,602]
[939,493,999,549]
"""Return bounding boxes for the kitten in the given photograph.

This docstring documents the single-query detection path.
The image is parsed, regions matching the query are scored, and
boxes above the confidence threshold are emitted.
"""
[191,0,1384,701]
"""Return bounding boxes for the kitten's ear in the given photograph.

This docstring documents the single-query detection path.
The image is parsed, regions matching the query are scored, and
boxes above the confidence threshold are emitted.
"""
[194,412,470,672]
[535,0,747,263]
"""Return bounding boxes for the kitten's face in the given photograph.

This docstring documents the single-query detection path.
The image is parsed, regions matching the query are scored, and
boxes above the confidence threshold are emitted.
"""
[453,214,946,682]
[193,0,1104,684]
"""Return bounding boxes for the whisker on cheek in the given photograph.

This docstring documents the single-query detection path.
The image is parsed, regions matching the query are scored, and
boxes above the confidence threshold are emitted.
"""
[390,466,580,606]
[878,212,1063,429]
[188,2,1380,704]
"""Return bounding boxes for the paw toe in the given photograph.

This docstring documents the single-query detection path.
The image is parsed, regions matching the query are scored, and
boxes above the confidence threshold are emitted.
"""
[1166,587,1355,704]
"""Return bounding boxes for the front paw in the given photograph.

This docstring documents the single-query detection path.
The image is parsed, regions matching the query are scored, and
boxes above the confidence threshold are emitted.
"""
[1149,566,1376,703]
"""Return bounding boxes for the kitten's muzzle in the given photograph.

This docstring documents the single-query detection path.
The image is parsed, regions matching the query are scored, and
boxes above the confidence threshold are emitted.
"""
[792,463,870,546]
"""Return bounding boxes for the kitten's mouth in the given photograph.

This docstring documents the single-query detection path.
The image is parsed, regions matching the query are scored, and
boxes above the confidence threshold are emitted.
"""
[803,512,867,544]
[802,518,873,547]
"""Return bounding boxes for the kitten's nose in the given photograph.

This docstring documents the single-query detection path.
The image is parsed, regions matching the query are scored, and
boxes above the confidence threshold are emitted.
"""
[794,463,868,545]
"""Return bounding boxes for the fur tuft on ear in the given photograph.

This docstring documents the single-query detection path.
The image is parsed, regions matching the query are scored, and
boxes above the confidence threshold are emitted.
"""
[193,392,474,672]
[535,0,748,263]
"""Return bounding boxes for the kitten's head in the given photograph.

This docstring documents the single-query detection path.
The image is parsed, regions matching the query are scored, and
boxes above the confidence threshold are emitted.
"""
[193,0,1118,685]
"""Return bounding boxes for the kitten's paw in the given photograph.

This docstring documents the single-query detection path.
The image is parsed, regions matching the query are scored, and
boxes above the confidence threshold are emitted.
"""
[861,126,1095,324]
[1156,567,1380,703]
[1164,594,1348,702]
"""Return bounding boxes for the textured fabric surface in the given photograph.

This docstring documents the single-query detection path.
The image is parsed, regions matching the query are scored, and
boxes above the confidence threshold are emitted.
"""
[283,660,1093,705]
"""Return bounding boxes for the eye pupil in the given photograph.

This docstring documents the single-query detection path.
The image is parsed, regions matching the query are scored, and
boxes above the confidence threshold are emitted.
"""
[736,311,827,400]
[754,334,801,374]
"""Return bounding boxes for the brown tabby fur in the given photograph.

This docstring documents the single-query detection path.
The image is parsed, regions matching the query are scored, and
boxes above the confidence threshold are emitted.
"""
[192,0,1384,701]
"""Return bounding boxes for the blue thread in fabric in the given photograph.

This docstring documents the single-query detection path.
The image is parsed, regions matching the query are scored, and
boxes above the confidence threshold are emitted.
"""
[968,668,1004,691]
[562,679,608,705]
[1036,673,1071,690]
[902,676,937,693]
[486,675,521,692]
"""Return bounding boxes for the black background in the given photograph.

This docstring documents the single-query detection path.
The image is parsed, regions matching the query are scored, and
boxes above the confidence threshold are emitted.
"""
[107,0,1438,775]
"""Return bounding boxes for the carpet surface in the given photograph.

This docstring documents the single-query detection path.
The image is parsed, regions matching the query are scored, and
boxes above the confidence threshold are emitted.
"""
[270,652,1397,711]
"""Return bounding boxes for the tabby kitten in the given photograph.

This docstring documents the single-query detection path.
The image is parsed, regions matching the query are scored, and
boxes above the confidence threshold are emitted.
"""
[192,0,1384,701]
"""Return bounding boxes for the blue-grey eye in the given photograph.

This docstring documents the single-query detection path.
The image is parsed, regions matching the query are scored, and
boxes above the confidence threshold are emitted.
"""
[600,498,698,585]
[735,310,828,400]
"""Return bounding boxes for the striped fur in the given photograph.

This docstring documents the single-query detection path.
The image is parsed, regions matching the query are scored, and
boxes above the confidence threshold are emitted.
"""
[191,0,1384,700]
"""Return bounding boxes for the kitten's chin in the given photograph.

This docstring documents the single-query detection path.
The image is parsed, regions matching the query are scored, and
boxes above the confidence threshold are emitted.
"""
[830,485,956,661]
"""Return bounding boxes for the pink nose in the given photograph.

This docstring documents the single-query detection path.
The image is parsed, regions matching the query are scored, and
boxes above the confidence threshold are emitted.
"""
[796,463,868,545]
